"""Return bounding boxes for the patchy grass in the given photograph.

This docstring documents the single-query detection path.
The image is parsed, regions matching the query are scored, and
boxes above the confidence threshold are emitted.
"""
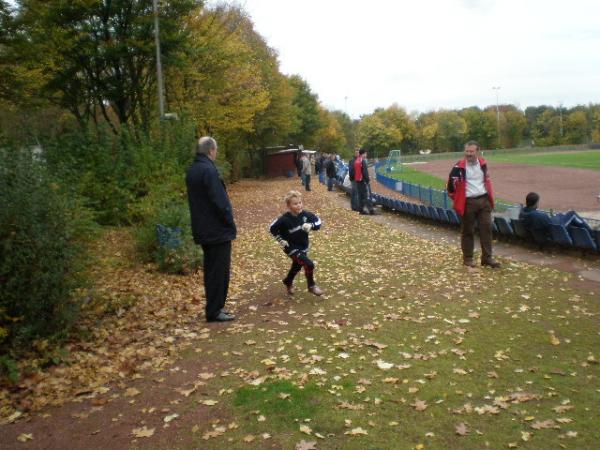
[379,165,447,189]
[485,149,600,170]
[176,186,600,449]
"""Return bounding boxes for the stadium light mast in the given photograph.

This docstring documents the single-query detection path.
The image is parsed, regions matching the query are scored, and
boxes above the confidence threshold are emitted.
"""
[492,86,501,148]
[153,0,165,118]
[558,101,563,137]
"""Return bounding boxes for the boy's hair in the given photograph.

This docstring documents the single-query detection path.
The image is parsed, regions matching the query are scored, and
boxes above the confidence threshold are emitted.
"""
[525,192,540,208]
[285,190,302,205]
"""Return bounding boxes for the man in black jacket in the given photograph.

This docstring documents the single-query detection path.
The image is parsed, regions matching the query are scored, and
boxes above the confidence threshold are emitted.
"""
[186,137,236,322]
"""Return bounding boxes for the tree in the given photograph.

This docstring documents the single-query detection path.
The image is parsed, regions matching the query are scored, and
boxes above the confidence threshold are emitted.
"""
[330,110,357,153]
[461,107,496,149]
[501,106,527,148]
[314,108,347,156]
[563,110,588,144]
[531,108,561,146]
[8,0,200,132]
[356,114,402,157]
[356,104,416,156]
[287,75,323,147]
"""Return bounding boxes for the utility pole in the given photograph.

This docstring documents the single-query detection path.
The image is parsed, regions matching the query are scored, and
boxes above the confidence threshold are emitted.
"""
[492,86,501,148]
[153,0,165,119]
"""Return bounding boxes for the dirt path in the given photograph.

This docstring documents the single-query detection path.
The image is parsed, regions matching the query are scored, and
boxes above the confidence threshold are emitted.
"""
[412,160,600,212]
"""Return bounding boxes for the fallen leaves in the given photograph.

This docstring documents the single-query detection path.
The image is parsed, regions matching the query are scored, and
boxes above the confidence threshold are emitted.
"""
[131,426,155,438]
[411,399,428,411]
[344,427,368,436]
[455,422,469,436]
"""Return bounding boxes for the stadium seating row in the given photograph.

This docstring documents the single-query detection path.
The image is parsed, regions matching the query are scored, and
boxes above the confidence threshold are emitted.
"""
[363,190,600,253]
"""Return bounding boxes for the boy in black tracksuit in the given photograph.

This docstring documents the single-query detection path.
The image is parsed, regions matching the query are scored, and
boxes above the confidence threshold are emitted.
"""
[269,190,323,296]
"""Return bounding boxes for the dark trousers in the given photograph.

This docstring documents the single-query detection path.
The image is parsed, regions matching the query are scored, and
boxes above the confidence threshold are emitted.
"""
[201,241,231,319]
[357,181,374,213]
[350,181,359,211]
[283,252,315,288]
[461,196,493,263]
[327,176,335,191]
[304,174,311,191]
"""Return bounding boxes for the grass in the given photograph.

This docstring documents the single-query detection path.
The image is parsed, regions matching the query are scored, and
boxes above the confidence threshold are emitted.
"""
[485,149,600,170]
[379,165,447,189]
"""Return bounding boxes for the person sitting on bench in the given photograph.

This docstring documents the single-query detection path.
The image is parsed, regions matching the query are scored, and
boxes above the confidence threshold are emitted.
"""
[519,192,553,244]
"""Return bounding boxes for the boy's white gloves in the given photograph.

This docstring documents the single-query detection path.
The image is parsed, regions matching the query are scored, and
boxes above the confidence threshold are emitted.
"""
[302,223,312,233]
[278,239,289,248]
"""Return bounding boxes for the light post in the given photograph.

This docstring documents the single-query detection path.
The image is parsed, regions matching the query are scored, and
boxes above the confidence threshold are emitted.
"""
[153,0,165,118]
[344,96,348,115]
[492,86,501,148]
[558,101,563,138]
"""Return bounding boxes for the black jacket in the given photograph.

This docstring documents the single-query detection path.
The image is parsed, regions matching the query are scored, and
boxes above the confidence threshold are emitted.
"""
[269,210,321,256]
[519,207,553,243]
[186,154,236,245]
[325,159,337,178]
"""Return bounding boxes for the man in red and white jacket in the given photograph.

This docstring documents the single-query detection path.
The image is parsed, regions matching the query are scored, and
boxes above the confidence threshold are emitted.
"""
[447,141,500,268]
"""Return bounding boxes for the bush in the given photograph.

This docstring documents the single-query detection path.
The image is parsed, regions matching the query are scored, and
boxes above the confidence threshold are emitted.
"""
[0,147,95,356]
[42,120,198,225]
[133,186,202,274]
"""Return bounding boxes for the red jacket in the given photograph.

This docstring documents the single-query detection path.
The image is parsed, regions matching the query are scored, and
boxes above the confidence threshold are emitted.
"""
[446,157,494,216]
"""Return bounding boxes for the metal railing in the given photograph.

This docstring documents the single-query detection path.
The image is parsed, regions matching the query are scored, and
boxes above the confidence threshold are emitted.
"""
[374,162,599,229]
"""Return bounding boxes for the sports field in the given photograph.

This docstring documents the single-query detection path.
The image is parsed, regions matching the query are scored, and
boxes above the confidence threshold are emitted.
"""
[485,149,600,170]
[379,149,600,212]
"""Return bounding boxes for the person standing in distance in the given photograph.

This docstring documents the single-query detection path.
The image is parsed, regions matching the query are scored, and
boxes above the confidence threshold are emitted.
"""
[355,149,375,215]
[447,141,500,268]
[186,137,237,322]
[347,148,360,211]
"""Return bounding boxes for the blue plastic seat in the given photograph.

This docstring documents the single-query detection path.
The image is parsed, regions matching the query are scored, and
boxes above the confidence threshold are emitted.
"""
[549,224,573,246]
[569,227,598,251]
[436,207,449,223]
[593,230,600,250]
[494,217,514,236]
[447,209,461,225]
[419,205,430,218]
[510,218,531,240]
[427,206,440,221]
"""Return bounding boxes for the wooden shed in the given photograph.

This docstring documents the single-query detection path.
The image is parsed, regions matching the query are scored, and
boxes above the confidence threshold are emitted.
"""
[264,148,315,178]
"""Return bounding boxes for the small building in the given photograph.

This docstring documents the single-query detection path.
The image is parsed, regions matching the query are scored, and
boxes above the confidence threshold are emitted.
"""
[264,146,316,178]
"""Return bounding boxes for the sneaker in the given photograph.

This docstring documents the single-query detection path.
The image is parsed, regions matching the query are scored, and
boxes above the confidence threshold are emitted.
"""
[463,259,476,267]
[283,280,295,295]
[308,285,324,296]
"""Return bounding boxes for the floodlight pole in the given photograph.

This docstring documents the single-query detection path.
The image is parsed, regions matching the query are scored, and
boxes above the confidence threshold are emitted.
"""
[492,86,501,148]
[558,101,563,137]
[153,0,165,119]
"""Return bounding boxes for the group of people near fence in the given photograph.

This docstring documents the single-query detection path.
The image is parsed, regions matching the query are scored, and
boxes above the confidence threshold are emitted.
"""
[186,136,593,323]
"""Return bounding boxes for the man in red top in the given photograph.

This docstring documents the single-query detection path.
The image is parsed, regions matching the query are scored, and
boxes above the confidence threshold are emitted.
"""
[447,141,500,268]
[353,149,375,215]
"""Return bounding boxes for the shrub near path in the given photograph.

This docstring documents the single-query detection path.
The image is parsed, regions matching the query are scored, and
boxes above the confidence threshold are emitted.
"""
[1,178,600,449]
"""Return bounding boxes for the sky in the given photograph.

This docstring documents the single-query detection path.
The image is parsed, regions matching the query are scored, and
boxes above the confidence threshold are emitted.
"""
[224,0,600,118]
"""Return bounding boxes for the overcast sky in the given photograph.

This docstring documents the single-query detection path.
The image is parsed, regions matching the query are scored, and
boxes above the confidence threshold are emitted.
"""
[226,0,600,118]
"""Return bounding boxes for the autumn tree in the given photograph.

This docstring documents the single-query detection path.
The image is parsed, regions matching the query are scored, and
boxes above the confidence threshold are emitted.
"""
[563,110,588,144]
[330,110,357,153]
[8,0,200,133]
[461,107,496,149]
[314,108,347,156]
[501,106,527,148]
[287,75,323,148]
[356,105,416,157]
